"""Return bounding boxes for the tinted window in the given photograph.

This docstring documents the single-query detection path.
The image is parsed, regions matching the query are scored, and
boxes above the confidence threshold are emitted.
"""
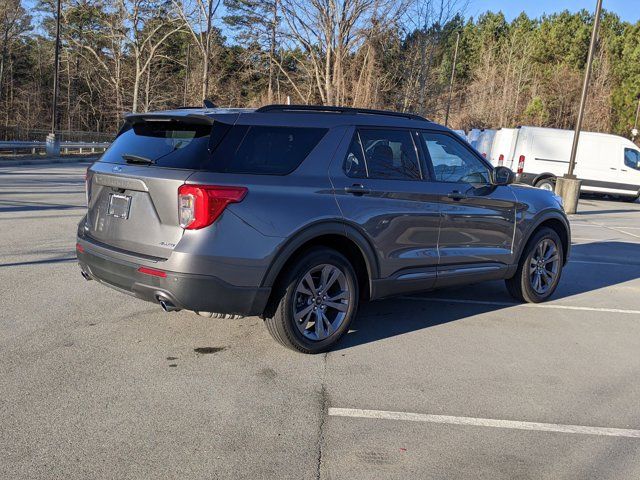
[99,120,213,169]
[207,125,327,174]
[420,132,490,184]
[624,148,640,171]
[354,129,421,180]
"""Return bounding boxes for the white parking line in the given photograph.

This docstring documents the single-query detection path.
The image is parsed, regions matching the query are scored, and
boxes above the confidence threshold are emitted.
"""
[571,259,637,266]
[328,408,640,439]
[399,296,640,315]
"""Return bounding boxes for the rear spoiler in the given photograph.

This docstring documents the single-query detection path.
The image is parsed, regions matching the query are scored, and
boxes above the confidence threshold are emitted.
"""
[123,113,214,126]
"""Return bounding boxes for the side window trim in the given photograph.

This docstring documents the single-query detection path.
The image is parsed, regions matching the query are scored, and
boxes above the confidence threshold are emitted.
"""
[356,130,370,178]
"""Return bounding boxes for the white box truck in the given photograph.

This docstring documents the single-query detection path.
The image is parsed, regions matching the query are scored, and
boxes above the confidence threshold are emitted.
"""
[489,126,640,201]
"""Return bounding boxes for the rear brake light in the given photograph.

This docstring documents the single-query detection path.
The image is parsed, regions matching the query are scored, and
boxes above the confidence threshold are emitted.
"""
[76,242,84,253]
[178,185,247,230]
[138,266,167,278]
[498,154,504,166]
[517,155,525,174]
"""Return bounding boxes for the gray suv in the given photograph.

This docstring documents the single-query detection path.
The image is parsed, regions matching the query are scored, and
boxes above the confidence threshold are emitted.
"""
[77,105,570,353]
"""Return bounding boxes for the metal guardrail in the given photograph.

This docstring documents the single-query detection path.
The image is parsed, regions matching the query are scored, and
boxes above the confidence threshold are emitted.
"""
[0,141,111,155]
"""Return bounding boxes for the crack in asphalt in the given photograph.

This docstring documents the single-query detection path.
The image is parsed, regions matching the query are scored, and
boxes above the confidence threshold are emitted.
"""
[316,352,328,480]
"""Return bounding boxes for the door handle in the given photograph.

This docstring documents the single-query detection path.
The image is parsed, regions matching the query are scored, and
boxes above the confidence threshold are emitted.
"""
[344,184,371,196]
[447,191,467,201]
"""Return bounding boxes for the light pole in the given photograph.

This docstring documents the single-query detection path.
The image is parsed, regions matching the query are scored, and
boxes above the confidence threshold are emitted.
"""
[556,0,603,213]
[444,32,460,128]
[47,0,62,156]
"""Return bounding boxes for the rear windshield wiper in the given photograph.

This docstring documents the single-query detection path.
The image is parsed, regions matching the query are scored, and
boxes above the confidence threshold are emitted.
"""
[122,154,155,165]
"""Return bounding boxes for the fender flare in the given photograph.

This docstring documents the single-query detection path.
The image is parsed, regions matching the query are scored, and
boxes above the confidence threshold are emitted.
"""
[515,209,571,265]
[260,220,379,291]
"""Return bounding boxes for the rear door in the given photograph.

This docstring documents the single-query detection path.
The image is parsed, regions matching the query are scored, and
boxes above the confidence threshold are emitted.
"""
[85,115,222,259]
[329,127,441,294]
[417,130,517,285]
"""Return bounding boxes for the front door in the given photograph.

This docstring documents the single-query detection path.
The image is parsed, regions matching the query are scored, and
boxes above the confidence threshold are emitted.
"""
[417,130,517,286]
[329,127,441,297]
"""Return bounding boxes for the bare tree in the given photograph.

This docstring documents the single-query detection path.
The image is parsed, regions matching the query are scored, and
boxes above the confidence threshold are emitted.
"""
[173,0,222,102]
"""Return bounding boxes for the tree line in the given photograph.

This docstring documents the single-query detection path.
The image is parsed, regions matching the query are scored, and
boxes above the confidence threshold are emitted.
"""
[1,0,639,139]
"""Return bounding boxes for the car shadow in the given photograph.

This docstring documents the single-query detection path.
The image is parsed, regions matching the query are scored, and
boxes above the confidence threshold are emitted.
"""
[335,241,640,351]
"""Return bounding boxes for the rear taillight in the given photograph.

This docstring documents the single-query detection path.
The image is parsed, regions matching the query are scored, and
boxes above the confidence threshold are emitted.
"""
[517,155,525,174]
[85,168,90,206]
[178,185,247,230]
[498,154,504,166]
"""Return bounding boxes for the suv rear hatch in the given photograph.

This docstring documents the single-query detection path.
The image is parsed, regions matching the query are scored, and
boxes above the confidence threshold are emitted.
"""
[85,113,229,259]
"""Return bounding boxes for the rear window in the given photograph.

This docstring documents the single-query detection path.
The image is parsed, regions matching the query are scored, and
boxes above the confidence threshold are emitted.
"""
[205,125,327,174]
[99,120,214,169]
[100,122,327,174]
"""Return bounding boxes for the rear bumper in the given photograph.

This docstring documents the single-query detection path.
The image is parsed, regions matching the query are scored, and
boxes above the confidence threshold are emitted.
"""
[76,238,270,317]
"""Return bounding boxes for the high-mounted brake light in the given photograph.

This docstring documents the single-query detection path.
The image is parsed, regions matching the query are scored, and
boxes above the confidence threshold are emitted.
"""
[498,154,504,166]
[178,185,247,230]
[517,155,525,174]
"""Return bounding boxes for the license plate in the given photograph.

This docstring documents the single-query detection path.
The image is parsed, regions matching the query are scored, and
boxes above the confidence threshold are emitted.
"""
[107,193,131,219]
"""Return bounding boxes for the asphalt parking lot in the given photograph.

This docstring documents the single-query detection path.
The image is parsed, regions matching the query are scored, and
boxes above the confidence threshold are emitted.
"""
[1,162,640,479]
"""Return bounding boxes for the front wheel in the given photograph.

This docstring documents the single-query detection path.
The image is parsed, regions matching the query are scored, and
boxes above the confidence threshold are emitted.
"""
[264,248,359,354]
[506,227,564,303]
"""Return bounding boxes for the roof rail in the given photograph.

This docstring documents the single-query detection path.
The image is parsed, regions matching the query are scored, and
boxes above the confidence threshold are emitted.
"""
[255,104,428,121]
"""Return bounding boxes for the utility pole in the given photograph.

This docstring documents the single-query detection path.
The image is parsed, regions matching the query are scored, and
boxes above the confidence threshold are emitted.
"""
[47,0,62,156]
[444,32,460,128]
[556,0,603,214]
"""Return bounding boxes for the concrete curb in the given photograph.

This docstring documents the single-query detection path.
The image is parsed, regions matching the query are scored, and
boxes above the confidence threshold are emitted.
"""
[0,156,98,167]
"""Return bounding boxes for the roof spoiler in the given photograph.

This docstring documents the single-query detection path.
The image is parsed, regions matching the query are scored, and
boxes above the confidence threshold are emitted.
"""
[123,113,214,126]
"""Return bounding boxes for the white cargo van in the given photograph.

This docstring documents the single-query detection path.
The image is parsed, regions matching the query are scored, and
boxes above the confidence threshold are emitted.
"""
[490,126,640,201]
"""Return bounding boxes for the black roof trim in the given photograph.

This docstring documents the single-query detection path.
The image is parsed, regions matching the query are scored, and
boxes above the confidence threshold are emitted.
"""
[255,104,428,122]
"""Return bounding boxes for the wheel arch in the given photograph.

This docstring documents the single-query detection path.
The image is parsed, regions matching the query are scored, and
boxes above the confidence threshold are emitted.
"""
[260,221,379,308]
[533,173,557,186]
[518,211,571,266]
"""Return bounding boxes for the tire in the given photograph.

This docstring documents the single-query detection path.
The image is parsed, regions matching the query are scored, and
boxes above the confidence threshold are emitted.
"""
[535,177,556,192]
[264,247,359,354]
[506,227,564,303]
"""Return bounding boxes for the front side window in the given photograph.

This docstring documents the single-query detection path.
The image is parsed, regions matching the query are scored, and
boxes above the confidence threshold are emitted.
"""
[343,129,421,180]
[420,132,490,184]
[624,148,640,171]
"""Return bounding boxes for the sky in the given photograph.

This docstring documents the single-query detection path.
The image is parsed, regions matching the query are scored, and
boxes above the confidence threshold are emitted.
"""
[468,0,639,23]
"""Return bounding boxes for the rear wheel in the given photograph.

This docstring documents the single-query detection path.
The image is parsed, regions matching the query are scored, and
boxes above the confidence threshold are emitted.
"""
[506,227,563,303]
[535,177,556,192]
[264,248,358,354]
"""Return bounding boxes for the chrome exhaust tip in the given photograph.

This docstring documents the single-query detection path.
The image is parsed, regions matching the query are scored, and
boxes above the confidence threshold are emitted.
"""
[157,295,180,312]
[81,270,92,281]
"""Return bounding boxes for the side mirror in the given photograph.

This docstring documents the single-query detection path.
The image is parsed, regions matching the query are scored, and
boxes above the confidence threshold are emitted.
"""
[491,166,515,186]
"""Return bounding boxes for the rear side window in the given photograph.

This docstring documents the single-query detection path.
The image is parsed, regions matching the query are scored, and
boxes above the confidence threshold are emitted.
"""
[99,120,213,169]
[206,126,328,174]
[343,129,422,180]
